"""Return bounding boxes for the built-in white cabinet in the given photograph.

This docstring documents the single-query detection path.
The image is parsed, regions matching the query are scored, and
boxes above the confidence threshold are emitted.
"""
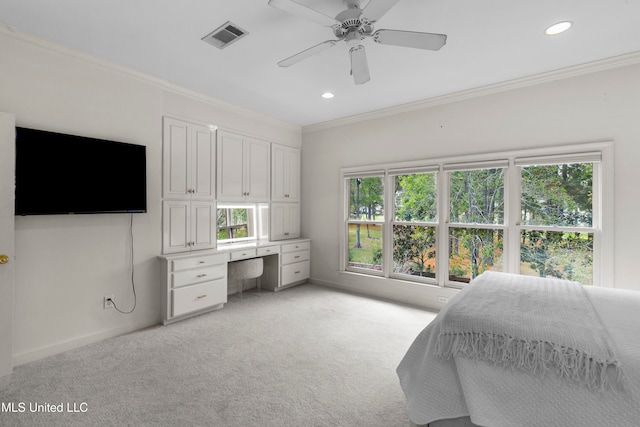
[162,117,217,254]
[163,117,215,200]
[162,200,216,253]
[271,143,300,202]
[160,252,229,324]
[270,203,300,241]
[280,241,310,287]
[216,130,270,202]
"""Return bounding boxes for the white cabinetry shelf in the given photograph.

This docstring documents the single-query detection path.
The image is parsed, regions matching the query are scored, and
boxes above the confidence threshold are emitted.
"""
[271,143,300,202]
[161,252,229,324]
[216,130,270,202]
[160,239,311,323]
[163,200,215,253]
[280,241,310,287]
[162,117,216,254]
[163,117,215,200]
[270,203,300,241]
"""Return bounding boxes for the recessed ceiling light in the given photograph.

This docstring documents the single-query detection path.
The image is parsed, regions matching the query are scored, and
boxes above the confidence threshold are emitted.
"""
[545,21,572,35]
[321,92,335,99]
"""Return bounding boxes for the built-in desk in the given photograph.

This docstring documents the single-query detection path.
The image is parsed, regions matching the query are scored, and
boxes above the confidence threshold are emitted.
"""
[158,239,310,324]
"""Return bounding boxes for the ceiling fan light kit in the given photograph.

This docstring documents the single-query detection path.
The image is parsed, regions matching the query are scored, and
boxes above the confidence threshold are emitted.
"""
[268,0,447,85]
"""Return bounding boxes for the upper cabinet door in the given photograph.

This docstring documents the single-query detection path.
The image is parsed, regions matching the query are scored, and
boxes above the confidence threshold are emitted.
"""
[216,131,245,201]
[217,130,270,202]
[245,136,270,202]
[191,125,215,199]
[163,117,215,200]
[271,143,300,202]
[163,118,190,199]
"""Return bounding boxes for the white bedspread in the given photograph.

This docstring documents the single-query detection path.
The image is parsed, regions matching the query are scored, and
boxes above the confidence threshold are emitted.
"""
[397,279,640,427]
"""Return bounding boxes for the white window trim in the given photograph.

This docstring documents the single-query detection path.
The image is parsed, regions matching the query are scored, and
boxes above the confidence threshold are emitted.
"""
[216,203,258,245]
[340,141,614,288]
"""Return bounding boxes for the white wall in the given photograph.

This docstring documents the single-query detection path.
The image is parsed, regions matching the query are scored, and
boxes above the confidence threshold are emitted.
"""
[301,60,640,309]
[0,27,301,365]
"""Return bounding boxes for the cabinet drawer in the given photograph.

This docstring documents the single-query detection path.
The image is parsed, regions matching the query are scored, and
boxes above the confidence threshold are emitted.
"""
[282,241,310,253]
[281,260,310,286]
[230,248,257,261]
[281,250,309,265]
[172,279,227,317]
[172,253,228,271]
[172,264,227,288]
[257,246,280,256]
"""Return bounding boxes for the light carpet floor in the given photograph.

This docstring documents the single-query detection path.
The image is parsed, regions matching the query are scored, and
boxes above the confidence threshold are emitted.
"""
[0,284,437,427]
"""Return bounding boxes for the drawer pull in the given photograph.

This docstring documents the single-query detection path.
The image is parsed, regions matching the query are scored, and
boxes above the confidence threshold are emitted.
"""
[196,294,207,299]
[294,271,301,274]
[294,255,301,259]
[197,274,207,278]
[199,261,206,264]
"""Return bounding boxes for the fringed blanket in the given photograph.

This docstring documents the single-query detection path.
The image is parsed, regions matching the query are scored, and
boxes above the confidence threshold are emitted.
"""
[434,271,622,390]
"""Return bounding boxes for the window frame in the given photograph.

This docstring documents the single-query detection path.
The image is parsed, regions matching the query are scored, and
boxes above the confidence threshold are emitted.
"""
[339,142,613,288]
[344,172,386,276]
[513,156,600,285]
[216,203,257,244]
[389,167,439,284]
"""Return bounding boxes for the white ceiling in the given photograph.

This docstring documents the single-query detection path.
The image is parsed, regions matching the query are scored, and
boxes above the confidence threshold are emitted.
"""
[2,0,640,127]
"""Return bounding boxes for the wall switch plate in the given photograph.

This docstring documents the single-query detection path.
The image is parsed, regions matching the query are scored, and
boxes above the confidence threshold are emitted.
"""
[438,296,449,304]
[104,295,114,309]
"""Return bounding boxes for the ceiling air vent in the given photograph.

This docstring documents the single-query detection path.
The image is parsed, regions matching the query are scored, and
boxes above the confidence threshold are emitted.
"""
[202,21,249,49]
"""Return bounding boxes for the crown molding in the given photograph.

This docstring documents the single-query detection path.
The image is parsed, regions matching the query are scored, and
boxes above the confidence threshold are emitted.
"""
[0,24,301,134]
[302,50,640,134]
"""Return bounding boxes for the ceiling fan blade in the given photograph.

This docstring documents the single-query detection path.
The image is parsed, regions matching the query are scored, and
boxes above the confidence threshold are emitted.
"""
[349,45,370,85]
[373,29,447,50]
[278,40,338,67]
[361,0,402,23]
[268,0,339,27]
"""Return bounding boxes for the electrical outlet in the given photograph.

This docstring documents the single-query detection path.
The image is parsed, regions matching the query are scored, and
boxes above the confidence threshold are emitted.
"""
[438,296,449,304]
[103,295,114,309]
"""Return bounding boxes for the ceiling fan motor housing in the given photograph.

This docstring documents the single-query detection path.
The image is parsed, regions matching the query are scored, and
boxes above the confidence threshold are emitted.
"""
[333,8,373,39]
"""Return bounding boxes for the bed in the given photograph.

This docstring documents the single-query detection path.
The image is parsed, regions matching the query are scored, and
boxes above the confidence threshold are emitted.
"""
[397,271,640,427]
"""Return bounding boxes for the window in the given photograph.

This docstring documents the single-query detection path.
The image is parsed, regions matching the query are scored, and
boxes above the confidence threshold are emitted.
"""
[391,170,438,281]
[447,165,506,283]
[216,203,268,244]
[346,175,384,273]
[341,145,611,287]
[518,160,596,285]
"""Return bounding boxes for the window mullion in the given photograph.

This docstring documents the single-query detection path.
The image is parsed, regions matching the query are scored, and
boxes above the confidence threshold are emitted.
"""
[438,168,449,287]
[383,172,393,278]
[506,162,521,274]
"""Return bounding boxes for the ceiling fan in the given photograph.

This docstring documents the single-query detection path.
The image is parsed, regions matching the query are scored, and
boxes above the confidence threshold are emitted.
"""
[268,0,447,84]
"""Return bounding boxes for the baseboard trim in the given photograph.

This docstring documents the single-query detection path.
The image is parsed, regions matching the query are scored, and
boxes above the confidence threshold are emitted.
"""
[307,276,448,312]
[13,317,159,367]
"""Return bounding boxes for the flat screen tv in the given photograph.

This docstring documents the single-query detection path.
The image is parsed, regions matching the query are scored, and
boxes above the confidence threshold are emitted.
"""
[15,127,147,215]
